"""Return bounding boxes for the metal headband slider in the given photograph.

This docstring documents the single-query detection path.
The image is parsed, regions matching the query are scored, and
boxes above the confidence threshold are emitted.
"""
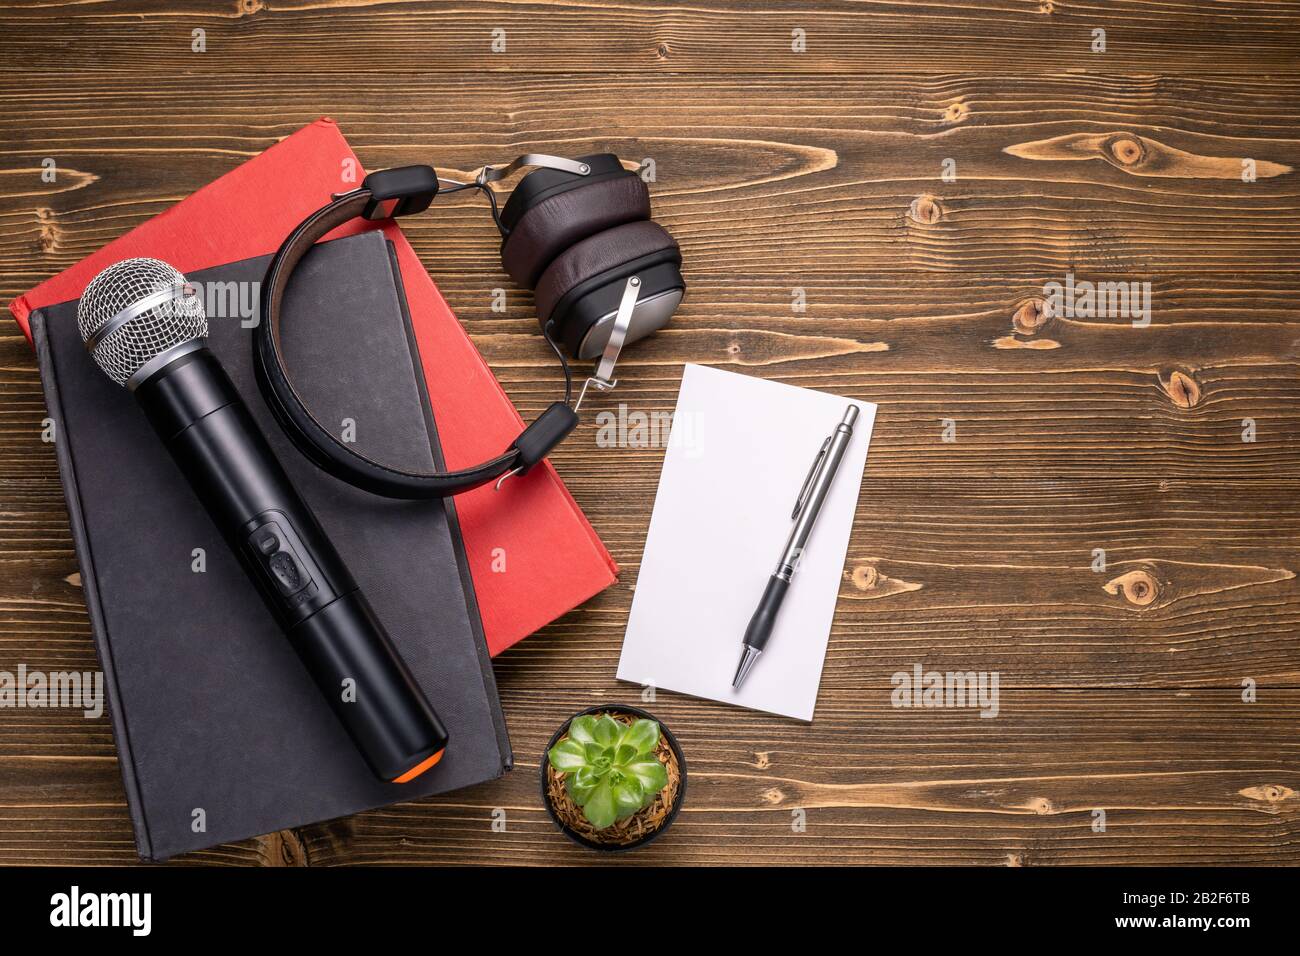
[574,275,640,413]
[475,154,591,186]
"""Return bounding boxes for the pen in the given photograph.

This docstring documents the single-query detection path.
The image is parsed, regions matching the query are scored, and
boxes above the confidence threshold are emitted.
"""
[732,404,859,689]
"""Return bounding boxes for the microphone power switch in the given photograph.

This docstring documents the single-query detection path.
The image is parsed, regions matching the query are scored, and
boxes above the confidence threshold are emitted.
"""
[245,519,315,601]
[268,550,304,594]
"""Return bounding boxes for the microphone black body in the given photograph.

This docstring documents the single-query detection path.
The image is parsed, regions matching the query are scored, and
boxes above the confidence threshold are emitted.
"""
[135,347,449,783]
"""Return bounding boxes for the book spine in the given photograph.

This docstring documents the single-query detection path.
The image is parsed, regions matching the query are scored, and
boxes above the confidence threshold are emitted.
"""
[387,243,512,770]
[31,312,156,861]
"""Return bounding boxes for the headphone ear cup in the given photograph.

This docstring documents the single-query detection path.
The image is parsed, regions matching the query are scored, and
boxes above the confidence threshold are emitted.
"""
[500,173,650,288]
[536,220,684,359]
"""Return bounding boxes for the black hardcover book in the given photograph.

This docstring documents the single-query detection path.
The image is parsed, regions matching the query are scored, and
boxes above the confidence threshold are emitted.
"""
[29,231,510,860]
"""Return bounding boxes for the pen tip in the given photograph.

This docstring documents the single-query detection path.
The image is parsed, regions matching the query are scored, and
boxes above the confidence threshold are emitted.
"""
[732,646,761,689]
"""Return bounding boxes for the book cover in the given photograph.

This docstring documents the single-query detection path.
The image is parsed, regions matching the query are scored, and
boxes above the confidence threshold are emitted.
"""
[31,233,509,860]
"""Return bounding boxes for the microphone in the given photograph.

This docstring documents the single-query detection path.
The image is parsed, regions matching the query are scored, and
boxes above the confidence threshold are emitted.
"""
[77,258,449,783]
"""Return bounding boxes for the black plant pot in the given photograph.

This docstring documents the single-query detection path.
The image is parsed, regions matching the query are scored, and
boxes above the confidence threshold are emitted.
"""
[540,704,687,852]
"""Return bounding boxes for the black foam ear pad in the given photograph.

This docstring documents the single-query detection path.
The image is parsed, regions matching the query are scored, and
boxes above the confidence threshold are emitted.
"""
[534,220,679,325]
[501,173,650,287]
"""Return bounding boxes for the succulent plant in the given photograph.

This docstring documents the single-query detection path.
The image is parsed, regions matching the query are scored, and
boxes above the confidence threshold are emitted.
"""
[547,714,669,829]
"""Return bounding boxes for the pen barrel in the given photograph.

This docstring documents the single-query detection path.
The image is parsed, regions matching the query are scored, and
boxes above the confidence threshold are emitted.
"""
[743,576,790,652]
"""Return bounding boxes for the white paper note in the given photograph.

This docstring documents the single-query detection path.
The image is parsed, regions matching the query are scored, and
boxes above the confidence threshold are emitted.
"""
[616,364,875,721]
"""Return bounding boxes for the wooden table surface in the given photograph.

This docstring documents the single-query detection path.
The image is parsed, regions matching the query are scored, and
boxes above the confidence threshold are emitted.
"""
[2,2,1299,866]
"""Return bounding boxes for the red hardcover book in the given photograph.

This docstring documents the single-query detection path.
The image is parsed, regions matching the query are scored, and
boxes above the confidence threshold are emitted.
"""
[9,118,617,655]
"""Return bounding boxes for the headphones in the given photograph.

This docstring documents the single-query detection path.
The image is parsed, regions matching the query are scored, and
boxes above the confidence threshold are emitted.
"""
[255,153,684,498]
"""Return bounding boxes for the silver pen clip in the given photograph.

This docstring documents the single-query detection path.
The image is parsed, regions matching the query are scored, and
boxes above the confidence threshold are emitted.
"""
[792,437,831,519]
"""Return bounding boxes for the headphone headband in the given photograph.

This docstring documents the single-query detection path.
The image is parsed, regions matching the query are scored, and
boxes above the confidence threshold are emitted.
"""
[255,170,579,498]
[256,155,682,499]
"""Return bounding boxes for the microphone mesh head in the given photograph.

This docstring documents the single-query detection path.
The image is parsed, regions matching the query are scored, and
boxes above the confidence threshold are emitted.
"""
[77,258,207,387]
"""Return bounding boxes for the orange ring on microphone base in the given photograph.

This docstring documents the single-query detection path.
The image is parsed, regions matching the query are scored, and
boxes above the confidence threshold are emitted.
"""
[391,748,445,784]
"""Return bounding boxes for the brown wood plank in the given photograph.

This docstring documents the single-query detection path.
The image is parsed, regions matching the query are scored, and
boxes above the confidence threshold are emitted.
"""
[3,474,1297,692]
[5,73,1300,291]
[7,278,1300,473]
[5,343,1294,486]
[1,691,1295,865]
[9,299,1297,483]
[309,688,1300,866]
[1,2,1298,75]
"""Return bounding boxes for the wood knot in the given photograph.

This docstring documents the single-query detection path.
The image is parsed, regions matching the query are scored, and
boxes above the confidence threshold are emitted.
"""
[1239,784,1297,805]
[908,195,943,225]
[1107,135,1146,167]
[1012,297,1048,335]
[944,100,969,124]
[1005,131,1293,181]
[36,208,59,254]
[847,564,923,599]
[1026,797,1055,815]
[1103,569,1160,607]
[237,0,264,14]
[255,828,308,866]
[656,42,671,59]
[753,751,771,770]
[1006,852,1024,867]
[1037,0,1054,12]
[851,565,879,590]
[1160,369,1200,408]
[760,787,786,805]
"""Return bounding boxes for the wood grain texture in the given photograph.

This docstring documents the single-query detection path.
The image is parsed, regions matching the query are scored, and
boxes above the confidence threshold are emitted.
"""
[2,691,1297,865]
[2,1,1299,75]
[8,73,1300,283]
[5,473,1297,692]
[1,3,1298,865]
